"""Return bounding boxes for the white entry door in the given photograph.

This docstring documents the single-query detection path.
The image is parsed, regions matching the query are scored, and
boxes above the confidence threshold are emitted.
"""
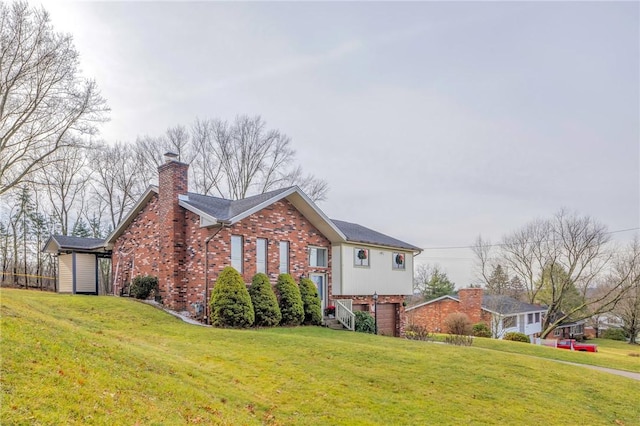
[310,273,327,312]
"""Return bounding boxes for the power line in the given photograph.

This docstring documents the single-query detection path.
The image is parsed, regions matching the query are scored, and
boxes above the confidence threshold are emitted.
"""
[419,227,640,251]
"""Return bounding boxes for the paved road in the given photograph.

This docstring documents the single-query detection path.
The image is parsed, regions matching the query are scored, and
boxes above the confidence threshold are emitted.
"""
[553,360,640,381]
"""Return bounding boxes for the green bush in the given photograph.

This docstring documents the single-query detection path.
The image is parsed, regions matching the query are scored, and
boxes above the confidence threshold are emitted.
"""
[602,328,627,341]
[355,311,375,334]
[275,273,304,326]
[299,278,322,325]
[444,312,472,335]
[210,267,254,328]
[503,332,530,343]
[248,273,281,327]
[472,322,492,338]
[129,275,158,300]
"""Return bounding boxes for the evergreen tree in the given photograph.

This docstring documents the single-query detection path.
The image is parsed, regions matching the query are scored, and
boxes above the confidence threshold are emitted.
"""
[275,273,304,326]
[248,273,281,327]
[299,277,322,325]
[210,267,254,328]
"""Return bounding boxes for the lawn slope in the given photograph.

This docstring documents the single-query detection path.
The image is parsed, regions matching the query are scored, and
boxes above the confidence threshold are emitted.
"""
[1,289,638,425]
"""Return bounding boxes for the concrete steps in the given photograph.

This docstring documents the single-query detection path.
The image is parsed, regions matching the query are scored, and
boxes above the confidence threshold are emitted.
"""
[324,317,347,330]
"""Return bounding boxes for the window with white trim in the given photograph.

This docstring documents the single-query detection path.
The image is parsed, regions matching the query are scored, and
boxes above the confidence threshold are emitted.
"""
[256,238,267,274]
[279,241,289,274]
[392,252,406,270]
[503,315,516,329]
[309,247,327,267]
[231,235,243,272]
[527,313,533,324]
[354,248,369,267]
[535,312,540,323]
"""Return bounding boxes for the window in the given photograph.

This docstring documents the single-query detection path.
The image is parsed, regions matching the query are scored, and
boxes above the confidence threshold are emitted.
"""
[256,238,267,274]
[354,248,369,267]
[535,312,540,323]
[527,313,533,324]
[392,252,406,270]
[309,247,327,267]
[231,235,243,272]
[554,328,562,337]
[279,241,289,273]
[503,315,516,329]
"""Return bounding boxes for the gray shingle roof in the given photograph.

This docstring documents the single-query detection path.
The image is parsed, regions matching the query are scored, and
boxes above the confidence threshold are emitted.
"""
[49,235,106,250]
[482,295,546,315]
[331,219,422,251]
[182,187,292,221]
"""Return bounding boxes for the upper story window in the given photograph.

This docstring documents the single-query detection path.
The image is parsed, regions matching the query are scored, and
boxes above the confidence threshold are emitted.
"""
[231,235,243,272]
[535,312,540,323]
[527,313,534,324]
[354,248,369,267]
[279,241,289,274]
[309,247,327,267]
[256,238,267,274]
[392,252,406,270]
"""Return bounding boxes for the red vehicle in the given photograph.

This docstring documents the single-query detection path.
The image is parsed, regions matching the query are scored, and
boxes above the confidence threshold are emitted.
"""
[556,339,598,352]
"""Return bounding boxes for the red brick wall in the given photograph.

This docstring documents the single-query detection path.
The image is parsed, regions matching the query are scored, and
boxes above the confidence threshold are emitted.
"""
[180,198,332,314]
[406,289,491,334]
[113,186,332,316]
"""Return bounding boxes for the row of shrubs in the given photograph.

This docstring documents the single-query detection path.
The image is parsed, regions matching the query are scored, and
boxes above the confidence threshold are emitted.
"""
[210,267,322,328]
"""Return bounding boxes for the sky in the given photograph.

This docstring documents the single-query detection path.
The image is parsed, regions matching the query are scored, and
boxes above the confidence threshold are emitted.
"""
[40,1,639,287]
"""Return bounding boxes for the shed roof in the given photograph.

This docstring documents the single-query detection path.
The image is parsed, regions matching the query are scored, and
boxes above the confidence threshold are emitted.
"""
[43,235,107,253]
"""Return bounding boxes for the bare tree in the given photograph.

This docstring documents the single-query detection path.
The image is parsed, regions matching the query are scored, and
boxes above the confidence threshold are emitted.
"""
[0,1,108,195]
[489,210,640,338]
[413,264,455,301]
[612,238,640,344]
[90,142,144,230]
[37,144,90,235]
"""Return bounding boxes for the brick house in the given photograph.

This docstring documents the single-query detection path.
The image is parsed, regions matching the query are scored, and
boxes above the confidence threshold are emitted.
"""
[406,288,547,340]
[95,154,422,336]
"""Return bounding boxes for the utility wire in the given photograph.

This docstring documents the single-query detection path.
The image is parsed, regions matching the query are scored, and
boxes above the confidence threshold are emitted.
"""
[419,227,640,251]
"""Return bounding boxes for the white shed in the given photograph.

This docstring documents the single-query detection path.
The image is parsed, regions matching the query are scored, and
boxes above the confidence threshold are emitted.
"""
[43,235,110,295]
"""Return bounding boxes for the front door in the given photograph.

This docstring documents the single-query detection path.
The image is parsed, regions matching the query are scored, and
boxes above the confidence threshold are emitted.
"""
[309,273,327,313]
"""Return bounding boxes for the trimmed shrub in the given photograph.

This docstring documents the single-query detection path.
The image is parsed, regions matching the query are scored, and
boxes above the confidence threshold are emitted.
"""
[248,273,281,327]
[444,312,472,335]
[210,267,254,328]
[405,324,433,341]
[275,273,304,326]
[503,332,530,343]
[602,328,627,341]
[355,311,375,334]
[472,322,492,338]
[129,275,158,300]
[299,277,322,325]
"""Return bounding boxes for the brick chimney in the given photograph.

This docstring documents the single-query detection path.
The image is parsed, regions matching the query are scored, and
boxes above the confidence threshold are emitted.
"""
[157,152,189,310]
[458,288,484,324]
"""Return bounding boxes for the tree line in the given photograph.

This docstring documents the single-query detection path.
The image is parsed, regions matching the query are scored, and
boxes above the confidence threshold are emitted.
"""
[0,2,327,290]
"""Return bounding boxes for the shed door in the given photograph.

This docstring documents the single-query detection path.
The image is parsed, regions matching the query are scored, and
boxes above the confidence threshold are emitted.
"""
[377,303,398,337]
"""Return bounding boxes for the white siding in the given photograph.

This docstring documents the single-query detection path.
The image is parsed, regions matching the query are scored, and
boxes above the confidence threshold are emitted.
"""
[75,254,97,293]
[331,246,342,295]
[58,254,73,293]
[336,244,413,296]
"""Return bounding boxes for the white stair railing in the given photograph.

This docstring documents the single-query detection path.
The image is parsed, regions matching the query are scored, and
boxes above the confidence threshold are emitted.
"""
[335,299,355,331]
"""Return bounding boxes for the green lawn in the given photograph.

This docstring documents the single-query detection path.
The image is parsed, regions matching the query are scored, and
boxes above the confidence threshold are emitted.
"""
[470,335,640,373]
[1,289,639,425]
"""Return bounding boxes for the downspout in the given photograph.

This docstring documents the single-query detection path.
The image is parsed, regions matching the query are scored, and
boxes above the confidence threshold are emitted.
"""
[204,222,228,324]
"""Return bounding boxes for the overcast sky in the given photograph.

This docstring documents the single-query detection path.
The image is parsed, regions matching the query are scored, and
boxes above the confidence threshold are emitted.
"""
[41,1,639,287]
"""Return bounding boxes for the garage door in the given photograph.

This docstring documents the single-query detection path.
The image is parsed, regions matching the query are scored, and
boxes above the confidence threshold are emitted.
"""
[376,303,397,337]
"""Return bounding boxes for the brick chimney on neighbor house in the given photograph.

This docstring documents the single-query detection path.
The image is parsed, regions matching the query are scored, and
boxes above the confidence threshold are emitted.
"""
[458,288,484,324]
[157,152,189,311]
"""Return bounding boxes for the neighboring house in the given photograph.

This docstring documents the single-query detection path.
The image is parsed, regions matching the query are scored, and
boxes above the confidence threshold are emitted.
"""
[405,288,548,340]
[585,313,624,338]
[42,235,110,295]
[45,154,421,337]
[550,318,586,340]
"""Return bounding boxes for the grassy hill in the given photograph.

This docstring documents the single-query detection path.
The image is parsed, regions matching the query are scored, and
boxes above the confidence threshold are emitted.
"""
[1,289,638,425]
